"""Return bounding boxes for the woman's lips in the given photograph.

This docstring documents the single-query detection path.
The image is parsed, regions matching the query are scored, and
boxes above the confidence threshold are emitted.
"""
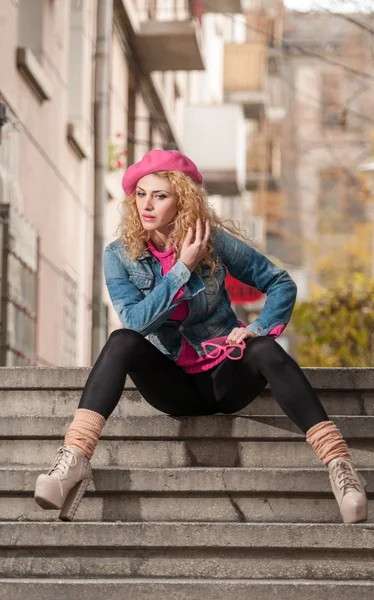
[142,215,156,221]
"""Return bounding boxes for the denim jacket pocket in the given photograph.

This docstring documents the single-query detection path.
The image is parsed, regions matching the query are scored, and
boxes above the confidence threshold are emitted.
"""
[127,271,154,293]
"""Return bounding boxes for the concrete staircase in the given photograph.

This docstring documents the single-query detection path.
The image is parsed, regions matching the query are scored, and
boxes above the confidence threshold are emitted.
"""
[0,366,373,599]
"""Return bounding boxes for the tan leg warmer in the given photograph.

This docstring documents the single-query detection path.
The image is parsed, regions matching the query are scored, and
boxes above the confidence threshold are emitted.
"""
[306,420,351,465]
[64,408,106,460]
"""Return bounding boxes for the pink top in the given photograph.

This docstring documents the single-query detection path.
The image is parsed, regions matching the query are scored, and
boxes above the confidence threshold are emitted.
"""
[147,241,285,374]
[148,241,225,373]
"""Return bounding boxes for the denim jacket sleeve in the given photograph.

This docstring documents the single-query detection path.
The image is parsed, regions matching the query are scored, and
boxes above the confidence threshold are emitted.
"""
[213,229,297,336]
[104,245,191,336]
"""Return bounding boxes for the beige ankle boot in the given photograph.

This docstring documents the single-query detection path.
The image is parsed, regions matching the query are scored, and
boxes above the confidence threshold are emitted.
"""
[34,445,92,521]
[328,457,368,524]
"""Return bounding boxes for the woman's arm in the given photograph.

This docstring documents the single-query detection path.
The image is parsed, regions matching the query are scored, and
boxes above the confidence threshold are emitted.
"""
[214,229,297,336]
[104,245,190,337]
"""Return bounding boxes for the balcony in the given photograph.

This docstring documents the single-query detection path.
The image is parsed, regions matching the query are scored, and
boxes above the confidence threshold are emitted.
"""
[252,191,285,242]
[268,44,282,74]
[245,11,282,74]
[264,190,286,222]
[223,43,268,119]
[183,104,246,196]
[203,0,244,12]
[246,132,281,191]
[132,0,204,72]
[245,0,282,11]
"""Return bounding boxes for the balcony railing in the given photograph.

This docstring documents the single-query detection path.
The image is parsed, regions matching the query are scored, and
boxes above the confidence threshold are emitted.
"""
[224,42,268,119]
[183,104,246,196]
[133,0,204,71]
[242,2,283,74]
[246,132,267,173]
[246,132,280,190]
[202,0,244,13]
[252,191,285,237]
[244,0,282,12]
[136,0,244,21]
[264,190,285,221]
[224,43,267,93]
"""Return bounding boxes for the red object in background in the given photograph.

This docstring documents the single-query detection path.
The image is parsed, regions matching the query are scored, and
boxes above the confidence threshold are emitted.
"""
[191,0,204,23]
[225,272,265,304]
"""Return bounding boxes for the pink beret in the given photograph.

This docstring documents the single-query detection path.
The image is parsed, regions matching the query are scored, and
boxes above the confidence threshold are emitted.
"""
[122,149,203,195]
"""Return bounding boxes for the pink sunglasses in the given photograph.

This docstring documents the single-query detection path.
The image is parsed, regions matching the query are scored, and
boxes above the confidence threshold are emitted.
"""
[201,336,246,361]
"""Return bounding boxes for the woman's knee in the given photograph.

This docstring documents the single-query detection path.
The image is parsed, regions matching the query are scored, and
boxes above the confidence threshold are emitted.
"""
[107,328,145,355]
[245,335,286,365]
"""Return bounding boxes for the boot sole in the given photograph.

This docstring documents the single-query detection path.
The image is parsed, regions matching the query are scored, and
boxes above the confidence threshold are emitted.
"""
[34,496,61,510]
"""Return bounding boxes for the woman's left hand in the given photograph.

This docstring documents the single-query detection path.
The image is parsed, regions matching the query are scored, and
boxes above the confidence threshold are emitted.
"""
[225,327,258,345]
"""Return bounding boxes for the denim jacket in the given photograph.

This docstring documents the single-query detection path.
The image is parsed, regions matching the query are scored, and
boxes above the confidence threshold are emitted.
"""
[103,228,297,361]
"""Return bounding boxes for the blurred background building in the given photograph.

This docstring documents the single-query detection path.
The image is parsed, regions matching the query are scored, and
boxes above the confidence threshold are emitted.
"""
[0,0,373,366]
[280,10,374,289]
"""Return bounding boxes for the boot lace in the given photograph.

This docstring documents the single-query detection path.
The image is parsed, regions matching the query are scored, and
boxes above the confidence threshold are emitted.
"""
[47,446,78,476]
[331,459,363,494]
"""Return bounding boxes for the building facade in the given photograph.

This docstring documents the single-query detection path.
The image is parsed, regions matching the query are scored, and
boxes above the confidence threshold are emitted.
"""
[0,0,97,366]
[0,0,285,366]
[279,11,374,291]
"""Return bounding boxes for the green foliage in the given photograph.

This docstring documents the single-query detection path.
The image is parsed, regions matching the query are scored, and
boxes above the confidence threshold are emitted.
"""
[292,275,374,367]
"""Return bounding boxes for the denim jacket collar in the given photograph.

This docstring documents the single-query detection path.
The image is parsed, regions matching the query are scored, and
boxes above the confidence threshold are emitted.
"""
[138,248,152,260]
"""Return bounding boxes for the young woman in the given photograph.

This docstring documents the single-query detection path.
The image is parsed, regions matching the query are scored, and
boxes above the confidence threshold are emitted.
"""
[34,149,367,524]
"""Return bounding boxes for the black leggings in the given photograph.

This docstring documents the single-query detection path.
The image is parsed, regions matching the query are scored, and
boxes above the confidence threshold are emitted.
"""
[78,329,328,433]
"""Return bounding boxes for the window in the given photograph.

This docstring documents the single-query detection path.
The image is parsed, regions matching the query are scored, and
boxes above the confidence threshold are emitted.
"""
[67,0,90,158]
[0,107,21,205]
[18,0,44,61]
[0,205,38,367]
[320,72,344,129]
[17,0,53,101]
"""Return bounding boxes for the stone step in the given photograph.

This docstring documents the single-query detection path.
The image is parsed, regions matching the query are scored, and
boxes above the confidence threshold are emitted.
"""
[3,493,374,523]
[1,415,374,439]
[0,521,373,548]
[2,438,374,469]
[0,368,373,419]
[2,466,372,494]
[1,415,373,470]
[1,579,374,600]
[1,389,373,417]
[2,466,371,523]
[0,523,373,582]
[1,367,372,389]
[1,549,374,581]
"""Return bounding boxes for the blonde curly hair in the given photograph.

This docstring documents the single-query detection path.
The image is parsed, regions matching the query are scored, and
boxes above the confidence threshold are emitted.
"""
[116,170,250,276]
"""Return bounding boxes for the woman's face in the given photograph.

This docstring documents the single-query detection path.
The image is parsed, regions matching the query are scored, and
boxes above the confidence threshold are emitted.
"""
[135,173,178,235]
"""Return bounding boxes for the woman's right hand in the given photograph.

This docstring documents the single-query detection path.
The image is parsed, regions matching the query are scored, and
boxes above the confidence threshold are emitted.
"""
[180,218,211,273]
